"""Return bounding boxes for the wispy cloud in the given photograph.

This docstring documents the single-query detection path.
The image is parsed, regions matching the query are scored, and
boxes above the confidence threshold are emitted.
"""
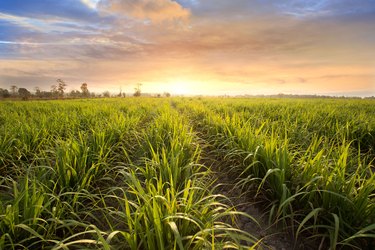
[0,0,99,21]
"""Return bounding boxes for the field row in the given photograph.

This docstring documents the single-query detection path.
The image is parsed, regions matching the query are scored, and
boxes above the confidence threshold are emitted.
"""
[176,98,375,249]
[1,98,375,249]
[0,99,256,249]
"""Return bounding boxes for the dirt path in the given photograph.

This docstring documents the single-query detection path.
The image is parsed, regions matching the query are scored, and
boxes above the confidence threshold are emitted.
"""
[171,102,315,249]
[197,136,312,250]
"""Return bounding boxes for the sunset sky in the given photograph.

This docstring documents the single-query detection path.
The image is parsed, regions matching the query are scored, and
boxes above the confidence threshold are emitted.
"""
[0,0,374,96]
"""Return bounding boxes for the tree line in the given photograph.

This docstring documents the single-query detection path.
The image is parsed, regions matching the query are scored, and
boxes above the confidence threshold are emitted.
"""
[0,79,92,100]
[0,80,171,100]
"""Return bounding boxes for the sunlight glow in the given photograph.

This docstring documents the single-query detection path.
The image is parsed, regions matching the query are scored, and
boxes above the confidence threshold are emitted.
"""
[168,81,194,95]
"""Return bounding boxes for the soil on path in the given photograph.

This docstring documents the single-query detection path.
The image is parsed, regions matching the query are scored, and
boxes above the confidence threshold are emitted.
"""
[198,137,315,250]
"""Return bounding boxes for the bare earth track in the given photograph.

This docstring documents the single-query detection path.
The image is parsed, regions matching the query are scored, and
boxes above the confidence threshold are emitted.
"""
[196,132,315,250]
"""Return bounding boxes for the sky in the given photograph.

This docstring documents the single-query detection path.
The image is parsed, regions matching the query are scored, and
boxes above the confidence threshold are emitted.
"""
[0,0,374,96]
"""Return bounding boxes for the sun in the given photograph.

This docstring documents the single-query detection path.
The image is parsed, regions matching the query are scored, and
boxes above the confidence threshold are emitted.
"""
[168,81,193,95]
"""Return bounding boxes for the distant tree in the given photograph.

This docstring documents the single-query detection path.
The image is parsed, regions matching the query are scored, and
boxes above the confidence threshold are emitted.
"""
[164,92,171,97]
[34,87,42,98]
[41,91,53,99]
[56,79,67,97]
[51,85,58,98]
[133,83,142,97]
[69,90,81,98]
[80,83,89,97]
[18,88,31,100]
[0,88,10,98]
[103,91,111,98]
[10,85,18,96]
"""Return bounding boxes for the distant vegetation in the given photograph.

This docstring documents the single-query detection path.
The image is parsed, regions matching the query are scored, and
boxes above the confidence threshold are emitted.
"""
[0,80,174,100]
[0,97,374,249]
[133,83,142,97]
[0,79,95,100]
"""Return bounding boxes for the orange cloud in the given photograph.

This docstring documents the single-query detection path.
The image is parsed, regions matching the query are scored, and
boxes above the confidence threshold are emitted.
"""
[99,0,190,22]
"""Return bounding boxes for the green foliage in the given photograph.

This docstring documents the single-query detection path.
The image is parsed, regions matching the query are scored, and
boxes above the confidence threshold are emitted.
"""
[175,97,375,249]
[0,98,258,249]
[1,97,374,249]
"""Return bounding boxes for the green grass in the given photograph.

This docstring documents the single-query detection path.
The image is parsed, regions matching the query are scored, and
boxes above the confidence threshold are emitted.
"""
[1,97,374,249]
[0,98,257,249]
[176,97,375,249]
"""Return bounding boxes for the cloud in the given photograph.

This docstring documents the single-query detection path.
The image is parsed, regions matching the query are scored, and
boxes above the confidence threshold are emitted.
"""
[98,0,190,22]
[0,0,99,22]
[81,0,100,9]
